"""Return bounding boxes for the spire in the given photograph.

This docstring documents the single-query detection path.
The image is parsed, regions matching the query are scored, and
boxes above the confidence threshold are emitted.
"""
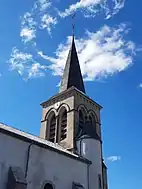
[59,36,85,93]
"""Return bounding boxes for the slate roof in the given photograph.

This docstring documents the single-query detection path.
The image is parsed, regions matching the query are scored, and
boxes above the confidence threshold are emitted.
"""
[59,36,85,93]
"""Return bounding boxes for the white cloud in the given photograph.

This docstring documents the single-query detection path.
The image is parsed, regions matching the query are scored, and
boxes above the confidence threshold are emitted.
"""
[20,12,36,43]
[38,24,136,81]
[107,156,121,162]
[38,51,50,60]
[11,0,55,79]
[33,0,51,12]
[20,28,36,43]
[40,14,57,34]
[28,63,47,79]
[20,0,56,43]
[9,47,33,75]
[58,0,125,19]
[58,0,102,17]
[9,47,47,79]
[21,12,36,27]
[105,0,125,19]
[138,83,142,88]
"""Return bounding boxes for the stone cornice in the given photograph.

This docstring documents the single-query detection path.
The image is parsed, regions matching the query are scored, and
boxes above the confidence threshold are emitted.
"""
[40,87,102,110]
[40,87,76,108]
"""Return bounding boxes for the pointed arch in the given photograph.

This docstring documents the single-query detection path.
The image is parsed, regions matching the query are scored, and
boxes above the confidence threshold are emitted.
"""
[88,112,96,124]
[76,105,88,138]
[88,112,96,133]
[88,110,100,137]
[88,110,99,123]
[78,105,88,124]
[88,114,95,125]
[77,104,88,116]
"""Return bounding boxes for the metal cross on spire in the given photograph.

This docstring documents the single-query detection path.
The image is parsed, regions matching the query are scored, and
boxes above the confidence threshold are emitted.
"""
[59,12,85,94]
[72,13,76,37]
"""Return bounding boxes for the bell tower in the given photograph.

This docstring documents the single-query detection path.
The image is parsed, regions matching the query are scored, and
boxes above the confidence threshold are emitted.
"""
[40,36,102,150]
[40,35,108,189]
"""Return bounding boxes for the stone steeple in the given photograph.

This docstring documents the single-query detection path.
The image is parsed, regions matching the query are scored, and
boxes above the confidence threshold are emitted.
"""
[40,35,102,150]
[59,36,85,93]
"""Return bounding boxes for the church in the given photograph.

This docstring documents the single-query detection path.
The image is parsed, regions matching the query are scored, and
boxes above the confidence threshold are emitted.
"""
[0,35,108,189]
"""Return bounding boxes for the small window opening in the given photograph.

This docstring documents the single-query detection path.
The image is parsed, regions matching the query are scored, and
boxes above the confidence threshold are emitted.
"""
[79,110,84,129]
[98,174,102,189]
[89,115,93,125]
[49,114,56,142]
[60,110,67,141]
[44,183,53,189]
[88,114,97,133]
[76,110,85,137]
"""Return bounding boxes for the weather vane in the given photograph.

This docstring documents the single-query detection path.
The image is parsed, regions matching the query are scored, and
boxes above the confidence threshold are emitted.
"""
[72,12,76,36]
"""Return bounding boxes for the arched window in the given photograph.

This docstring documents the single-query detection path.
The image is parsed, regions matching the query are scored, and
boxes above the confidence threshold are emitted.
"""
[76,110,85,138]
[44,183,54,189]
[60,110,67,141]
[79,110,84,129]
[88,115,93,125]
[88,113,96,131]
[49,114,56,142]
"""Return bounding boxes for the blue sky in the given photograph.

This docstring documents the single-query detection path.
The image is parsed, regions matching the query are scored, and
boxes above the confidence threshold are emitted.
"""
[0,0,142,188]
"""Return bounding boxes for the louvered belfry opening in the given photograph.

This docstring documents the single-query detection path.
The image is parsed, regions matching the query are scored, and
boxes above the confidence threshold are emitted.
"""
[79,110,84,129]
[89,115,93,125]
[60,110,67,141]
[88,114,96,132]
[49,114,56,142]
[76,110,85,138]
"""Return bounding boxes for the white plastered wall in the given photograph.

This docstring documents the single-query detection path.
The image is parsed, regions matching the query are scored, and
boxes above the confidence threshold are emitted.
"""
[77,138,103,189]
[0,132,88,189]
